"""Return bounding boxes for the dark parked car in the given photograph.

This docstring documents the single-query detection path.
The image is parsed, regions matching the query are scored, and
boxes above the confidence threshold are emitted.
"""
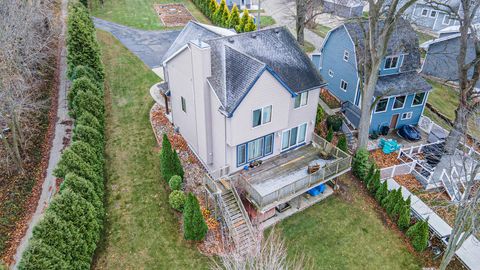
[397,125,421,141]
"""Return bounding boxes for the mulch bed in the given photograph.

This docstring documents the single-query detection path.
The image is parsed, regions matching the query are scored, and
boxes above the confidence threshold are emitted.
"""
[370,149,401,168]
[320,88,341,109]
[154,4,195,27]
[394,174,423,193]
[150,103,224,256]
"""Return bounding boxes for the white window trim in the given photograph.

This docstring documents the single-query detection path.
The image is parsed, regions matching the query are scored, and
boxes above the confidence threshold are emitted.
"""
[401,111,413,120]
[442,15,451,25]
[384,55,400,70]
[281,123,308,151]
[374,98,389,114]
[340,79,348,92]
[411,92,426,107]
[294,92,309,109]
[343,50,349,62]
[430,10,437,18]
[421,8,429,17]
[328,69,334,77]
[181,96,187,113]
[392,95,406,110]
[252,105,273,128]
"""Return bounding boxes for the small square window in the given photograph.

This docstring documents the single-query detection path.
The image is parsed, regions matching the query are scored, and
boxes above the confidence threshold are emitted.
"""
[421,8,429,16]
[340,80,348,91]
[328,69,334,77]
[181,96,186,113]
[343,50,349,62]
[252,105,272,127]
[430,10,437,17]
[401,112,413,120]
[294,92,308,108]
[375,98,389,113]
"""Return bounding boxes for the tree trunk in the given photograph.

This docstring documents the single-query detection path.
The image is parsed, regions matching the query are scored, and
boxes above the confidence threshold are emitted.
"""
[296,0,305,46]
[357,61,381,149]
[444,106,469,155]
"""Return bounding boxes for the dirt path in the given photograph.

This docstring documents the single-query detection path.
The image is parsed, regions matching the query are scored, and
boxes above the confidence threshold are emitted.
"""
[10,0,70,268]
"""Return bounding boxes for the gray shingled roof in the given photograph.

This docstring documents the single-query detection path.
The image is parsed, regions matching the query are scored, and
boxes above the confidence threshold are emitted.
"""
[161,21,235,63]
[205,27,326,116]
[343,18,421,72]
[375,71,432,96]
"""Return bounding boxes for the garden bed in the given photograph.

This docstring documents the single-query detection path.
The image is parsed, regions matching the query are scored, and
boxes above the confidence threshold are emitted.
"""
[370,149,402,168]
[150,103,223,255]
[154,4,195,27]
[320,88,341,109]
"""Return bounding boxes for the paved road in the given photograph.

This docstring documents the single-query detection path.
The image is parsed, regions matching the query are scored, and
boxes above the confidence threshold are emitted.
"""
[94,18,180,68]
[262,0,324,52]
[12,0,71,268]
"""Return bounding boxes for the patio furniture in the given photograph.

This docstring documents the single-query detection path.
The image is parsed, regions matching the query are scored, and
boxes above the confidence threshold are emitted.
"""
[379,138,401,154]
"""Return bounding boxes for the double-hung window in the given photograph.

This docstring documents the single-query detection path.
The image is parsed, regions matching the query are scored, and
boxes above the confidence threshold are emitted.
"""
[443,15,451,25]
[294,92,308,108]
[384,56,399,69]
[401,112,413,120]
[421,8,429,17]
[281,123,307,151]
[252,105,272,127]
[340,80,348,91]
[430,10,437,18]
[237,133,274,166]
[343,50,349,62]
[412,92,426,106]
[375,98,388,113]
[393,95,406,109]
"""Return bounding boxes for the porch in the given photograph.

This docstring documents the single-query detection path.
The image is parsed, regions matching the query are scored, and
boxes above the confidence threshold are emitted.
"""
[234,133,351,213]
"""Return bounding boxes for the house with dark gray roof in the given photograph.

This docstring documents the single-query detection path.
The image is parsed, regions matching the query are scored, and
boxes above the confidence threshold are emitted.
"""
[323,0,365,18]
[421,30,480,90]
[312,18,432,134]
[159,21,352,226]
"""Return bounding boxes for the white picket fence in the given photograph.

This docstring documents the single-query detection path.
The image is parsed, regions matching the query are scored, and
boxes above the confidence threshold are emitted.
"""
[380,162,416,180]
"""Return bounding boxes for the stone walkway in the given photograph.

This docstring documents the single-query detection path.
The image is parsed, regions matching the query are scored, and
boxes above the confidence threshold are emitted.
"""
[262,0,324,52]
[93,17,180,68]
[12,0,72,268]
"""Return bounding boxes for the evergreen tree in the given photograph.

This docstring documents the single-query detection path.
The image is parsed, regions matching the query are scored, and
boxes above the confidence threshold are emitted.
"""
[18,239,70,270]
[220,2,230,27]
[183,193,208,241]
[72,90,105,123]
[61,173,104,222]
[68,77,101,111]
[244,15,257,32]
[375,180,388,203]
[227,4,240,29]
[237,9,250,32]
[73,124,104,156]
[208,0,218,19]
[352,148,370,180]
[392,192,406,219]
[386,188,402,217]
[364,163,375,184]
[69,141,103,178]
[213,0,225,24]
[172,150,185,179]
[337,135,348,152]
[397,205,411,231]
[160,134,176,182]
[406,220,429,252]
[77,111,103,133]
[169,175,183,191]
[326,126,334,142]
[368,170,381,194]
[381,189,393,208]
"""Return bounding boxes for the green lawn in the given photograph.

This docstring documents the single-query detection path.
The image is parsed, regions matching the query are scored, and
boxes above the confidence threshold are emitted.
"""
[273,175,424,270]
[91,0,210,30]
[415,31,435,45]
[93,30,210,269]
[259,15,276,29]
[310,24,332,38]
[426,79,459,121]
[301,40,316,54]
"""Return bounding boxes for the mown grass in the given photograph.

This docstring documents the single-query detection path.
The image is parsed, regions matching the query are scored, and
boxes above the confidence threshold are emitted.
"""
[93,30,210,269]
[426,79,459,121]
[273,174,424,270]
[91,0,210,30]
[416,31,435,45]
[259,15,276,28]
[310,23,332,38]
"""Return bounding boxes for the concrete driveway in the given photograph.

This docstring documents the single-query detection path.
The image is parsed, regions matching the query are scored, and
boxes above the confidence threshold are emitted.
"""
[94,17,180,69]
[262,0,324,52]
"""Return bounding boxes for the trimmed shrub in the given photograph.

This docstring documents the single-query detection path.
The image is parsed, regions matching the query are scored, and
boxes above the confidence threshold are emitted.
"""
[325,126,333,142]
[169,175,183,191]
[406,220,429,252]
[398,205,411,231]
[364,163,375,184]
[169,190,187,211]
[326,115,342,132]
[73,124,104,155]
[367,170,380,194]
[375,180,388,203]
[76,111,103,133]
[220,0,230,27]
[352,148,370,180]
[208,0,219,20]
[173,150,185,180]
[183,193,208,241]
[381,189,393,208]
[316,105,325,127]
[237,9,250,32]
[337,134,348,152]
[212,0,224,24]
[69,141,103,177]
[160,134,176,182]
[227,4,240,28]
[68,77,101,111]
[72,90,104,123]
[244,16,257,32]
[386,188,402,217]
[18,239,70,270]
[71,65,99,83]
[61,173,104,222]
[392,193,406,219]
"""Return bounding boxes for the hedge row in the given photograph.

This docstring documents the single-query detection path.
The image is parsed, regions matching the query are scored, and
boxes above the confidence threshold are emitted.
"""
[19,3,106,269]
[193,0,256,32]
[353,149,430,252]
[160,135,208,241]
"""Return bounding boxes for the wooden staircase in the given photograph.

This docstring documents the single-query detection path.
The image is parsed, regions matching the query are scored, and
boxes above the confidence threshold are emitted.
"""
[218,187,256,256]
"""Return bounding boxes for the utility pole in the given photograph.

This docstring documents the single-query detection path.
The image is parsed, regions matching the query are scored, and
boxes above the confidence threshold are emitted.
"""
[257,0,261,30]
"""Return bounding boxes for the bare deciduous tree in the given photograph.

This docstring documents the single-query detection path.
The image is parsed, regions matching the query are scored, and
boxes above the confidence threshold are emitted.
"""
[296,0,325,45]
[0,0,58,173]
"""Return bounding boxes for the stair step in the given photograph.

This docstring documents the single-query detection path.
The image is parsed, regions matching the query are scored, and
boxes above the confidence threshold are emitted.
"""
[233,219,246,227]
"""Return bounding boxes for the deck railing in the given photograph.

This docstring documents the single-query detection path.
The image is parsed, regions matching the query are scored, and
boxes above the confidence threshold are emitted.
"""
[242,133,352,211]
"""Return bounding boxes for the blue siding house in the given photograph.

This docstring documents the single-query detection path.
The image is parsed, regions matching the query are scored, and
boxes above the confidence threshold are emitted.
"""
[313,18,432,134]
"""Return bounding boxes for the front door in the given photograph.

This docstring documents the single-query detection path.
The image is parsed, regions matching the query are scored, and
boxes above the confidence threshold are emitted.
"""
[390,114,399,130]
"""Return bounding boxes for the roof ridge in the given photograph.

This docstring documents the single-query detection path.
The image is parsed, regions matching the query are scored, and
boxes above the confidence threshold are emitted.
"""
[205,26,287,42]
[223,44,266,67]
